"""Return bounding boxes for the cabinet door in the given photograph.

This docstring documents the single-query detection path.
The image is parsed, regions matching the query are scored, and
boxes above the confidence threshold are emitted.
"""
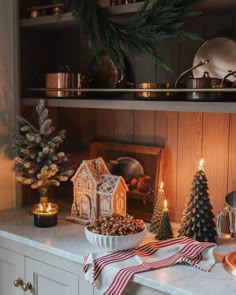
[25,257,79,295]
[0,247,24,295]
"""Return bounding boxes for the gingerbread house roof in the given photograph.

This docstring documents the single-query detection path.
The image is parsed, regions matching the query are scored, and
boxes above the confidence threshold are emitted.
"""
[71,157,111,184]
[97,174,128,195]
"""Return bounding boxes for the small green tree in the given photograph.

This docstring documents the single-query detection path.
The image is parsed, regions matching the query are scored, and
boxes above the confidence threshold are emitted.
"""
[178,165,217,243]
[12,100,75,201]
[149,185,166,233]
[155,210,173,240]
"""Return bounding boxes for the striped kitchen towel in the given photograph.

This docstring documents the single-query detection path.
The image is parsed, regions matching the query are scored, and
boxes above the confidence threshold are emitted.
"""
[83,236,217,295]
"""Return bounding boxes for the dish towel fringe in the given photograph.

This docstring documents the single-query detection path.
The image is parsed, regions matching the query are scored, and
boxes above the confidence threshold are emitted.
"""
[83,236,217,295]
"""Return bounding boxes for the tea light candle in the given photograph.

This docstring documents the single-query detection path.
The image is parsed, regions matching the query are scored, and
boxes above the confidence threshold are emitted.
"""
[32,202,58,228]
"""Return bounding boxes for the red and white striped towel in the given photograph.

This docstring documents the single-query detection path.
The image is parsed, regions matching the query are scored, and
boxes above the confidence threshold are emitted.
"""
[83,236,216,295]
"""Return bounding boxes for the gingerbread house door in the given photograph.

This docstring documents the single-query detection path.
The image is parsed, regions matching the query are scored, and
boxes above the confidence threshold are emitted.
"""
[79,195,92,221]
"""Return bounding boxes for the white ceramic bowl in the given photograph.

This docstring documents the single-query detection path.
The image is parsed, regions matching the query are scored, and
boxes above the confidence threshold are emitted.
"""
[85,225,147,252]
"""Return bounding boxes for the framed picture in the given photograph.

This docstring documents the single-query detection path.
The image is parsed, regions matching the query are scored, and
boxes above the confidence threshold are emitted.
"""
[89,141,165,221]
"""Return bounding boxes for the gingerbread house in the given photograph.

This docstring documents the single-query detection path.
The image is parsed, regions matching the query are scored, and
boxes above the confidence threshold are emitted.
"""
[67,157,128,224]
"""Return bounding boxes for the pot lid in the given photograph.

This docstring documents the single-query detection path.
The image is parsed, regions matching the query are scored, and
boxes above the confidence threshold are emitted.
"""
[193,36,236,82]
[89,51,123,88]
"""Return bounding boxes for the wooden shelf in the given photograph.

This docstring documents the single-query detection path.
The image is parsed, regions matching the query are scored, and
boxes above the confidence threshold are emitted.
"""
[20,1,236,30]
[22,98,236,113]
[20,12,77,30]
[20,2,143,29]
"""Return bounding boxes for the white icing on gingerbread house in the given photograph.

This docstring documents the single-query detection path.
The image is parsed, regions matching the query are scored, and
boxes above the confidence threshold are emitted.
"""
[68,157,128,224]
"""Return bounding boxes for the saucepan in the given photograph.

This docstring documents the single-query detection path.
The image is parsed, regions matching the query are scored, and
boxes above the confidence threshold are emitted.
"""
[45,65,75,97]
[126,82,173,99]
[218,70,236,88]
[175,59,233,100]
[45,65,90,97]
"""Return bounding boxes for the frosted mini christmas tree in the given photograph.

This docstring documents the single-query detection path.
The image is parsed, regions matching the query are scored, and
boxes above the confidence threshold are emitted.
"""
[12,100,75,199]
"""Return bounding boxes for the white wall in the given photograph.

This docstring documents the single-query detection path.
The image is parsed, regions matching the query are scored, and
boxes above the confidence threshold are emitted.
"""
[0,0,18,210]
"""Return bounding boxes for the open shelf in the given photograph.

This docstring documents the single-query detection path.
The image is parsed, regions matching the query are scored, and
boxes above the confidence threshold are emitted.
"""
[21,87,236,113]
[20,2,144,30]
[20,1,236,30]
[21,97,236,113]
[20,12,77,30]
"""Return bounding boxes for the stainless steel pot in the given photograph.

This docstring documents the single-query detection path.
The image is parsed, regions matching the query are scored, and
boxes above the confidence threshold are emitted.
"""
[217,191,236,240]
[219,70,236,88]
[175,59,224,100]
[175,59,210,88]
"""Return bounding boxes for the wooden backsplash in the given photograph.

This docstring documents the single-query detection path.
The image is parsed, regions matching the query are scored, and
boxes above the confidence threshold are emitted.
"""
[21,10,236,222]
[49,108,234,222]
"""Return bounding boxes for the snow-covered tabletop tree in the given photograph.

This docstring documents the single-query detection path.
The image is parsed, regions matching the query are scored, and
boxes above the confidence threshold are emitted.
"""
[178,159,217,243]
[12,100,75,205]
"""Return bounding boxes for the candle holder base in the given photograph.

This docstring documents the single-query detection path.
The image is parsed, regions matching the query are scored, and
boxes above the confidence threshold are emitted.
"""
[33,213,57,228]
[32,202,58,228]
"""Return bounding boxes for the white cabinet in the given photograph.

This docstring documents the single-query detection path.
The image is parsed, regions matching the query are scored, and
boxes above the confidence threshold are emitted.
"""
[0,247,24,295]
[25,257,79,295]
[0,246,80,295]
[0,244,168,295]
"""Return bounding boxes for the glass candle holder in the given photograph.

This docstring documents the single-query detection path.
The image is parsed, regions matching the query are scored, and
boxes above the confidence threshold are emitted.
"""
[32,202,58,228]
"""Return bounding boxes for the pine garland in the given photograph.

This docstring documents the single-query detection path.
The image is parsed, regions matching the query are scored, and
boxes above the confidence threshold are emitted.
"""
[12,100,75,196]
[62,0,201,73]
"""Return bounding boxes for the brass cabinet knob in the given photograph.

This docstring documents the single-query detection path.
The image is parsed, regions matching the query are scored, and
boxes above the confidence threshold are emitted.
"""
[22,282,33,292]
[14,277,23,287]
[14,278,32,292]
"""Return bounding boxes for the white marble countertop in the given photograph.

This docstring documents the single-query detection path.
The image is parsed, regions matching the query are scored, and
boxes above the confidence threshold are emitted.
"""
[0,207,236,295]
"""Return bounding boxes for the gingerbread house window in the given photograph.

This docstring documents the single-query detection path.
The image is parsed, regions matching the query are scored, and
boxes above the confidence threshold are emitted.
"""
[117,197,123,211]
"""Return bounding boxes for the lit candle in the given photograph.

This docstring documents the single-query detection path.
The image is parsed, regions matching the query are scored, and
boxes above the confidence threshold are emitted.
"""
[32,202,58,228]
[198,158,204,171]
[163,199,168,212]
[159,181,164,192]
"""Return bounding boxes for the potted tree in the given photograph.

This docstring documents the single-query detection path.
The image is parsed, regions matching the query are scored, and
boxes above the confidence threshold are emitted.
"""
[12,100,75,226]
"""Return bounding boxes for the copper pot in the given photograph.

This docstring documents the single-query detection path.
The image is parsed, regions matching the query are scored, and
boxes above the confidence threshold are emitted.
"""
[46,72,75,97]
[45,65,75,97]
[134,82,173,99]
[45,65,90,97]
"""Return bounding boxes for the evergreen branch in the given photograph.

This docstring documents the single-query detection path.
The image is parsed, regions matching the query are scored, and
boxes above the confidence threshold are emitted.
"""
[62,0,202,73]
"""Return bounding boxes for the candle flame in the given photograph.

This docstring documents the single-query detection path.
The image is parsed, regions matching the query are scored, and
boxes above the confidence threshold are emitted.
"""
[164,199,167,209]
[199,158,204,167]
[39,203,44,211]
[46,203,52,213]
[160,181,164,189]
